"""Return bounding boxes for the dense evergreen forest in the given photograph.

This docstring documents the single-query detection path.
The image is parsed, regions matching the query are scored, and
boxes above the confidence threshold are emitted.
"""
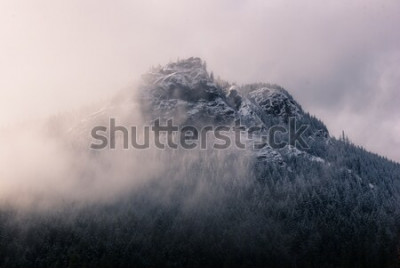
[1,136,400,267]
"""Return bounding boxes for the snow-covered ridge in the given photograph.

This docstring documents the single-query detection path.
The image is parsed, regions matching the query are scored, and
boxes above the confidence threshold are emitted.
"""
[138,57,329,165]
[141,57,221,102]
[68,57,329,168]
[248,87,303,119]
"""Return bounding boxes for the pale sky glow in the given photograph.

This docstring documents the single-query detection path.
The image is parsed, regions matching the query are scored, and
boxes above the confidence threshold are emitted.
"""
[1,0,399,161]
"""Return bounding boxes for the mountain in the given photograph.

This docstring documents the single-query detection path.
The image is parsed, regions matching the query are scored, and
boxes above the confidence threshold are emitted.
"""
[138,57,329,165]
[1,57,400,268]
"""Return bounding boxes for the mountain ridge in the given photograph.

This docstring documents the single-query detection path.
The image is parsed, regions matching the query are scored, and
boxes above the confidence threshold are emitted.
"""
[2,57,400,268]
[138,57,330,165]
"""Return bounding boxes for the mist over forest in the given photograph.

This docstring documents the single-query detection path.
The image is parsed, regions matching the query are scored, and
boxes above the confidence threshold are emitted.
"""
[0,58,400,268]
[1,1,400,267]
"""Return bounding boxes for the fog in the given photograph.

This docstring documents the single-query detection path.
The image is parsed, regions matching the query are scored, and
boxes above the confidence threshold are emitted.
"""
[1,0,400,209]
[0,97,165,209]
[0,83,252,210]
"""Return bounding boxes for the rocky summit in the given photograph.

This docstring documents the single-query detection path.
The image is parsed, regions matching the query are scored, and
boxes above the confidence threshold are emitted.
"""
[138,57,328,164]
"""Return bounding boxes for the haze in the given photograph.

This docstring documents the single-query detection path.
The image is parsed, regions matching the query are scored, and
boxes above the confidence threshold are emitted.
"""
[1,0,399,161]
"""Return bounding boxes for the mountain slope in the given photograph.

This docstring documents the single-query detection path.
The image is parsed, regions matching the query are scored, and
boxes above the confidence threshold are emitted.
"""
[1,57,400,268]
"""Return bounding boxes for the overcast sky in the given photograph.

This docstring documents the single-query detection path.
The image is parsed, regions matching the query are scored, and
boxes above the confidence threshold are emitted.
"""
[1,0,399,162]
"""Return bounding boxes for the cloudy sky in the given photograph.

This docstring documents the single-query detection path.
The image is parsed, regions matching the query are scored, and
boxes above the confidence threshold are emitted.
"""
[1,0,399,161]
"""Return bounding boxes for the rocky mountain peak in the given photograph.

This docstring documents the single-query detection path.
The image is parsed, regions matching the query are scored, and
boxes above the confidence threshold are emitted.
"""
[135,58,330,164]
[247,87,303,119]
[141,57,221,102]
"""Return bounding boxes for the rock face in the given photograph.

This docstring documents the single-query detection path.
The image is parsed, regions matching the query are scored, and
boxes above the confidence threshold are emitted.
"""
[138,57,329,165]
[248,87,302,120]
[140,57,235,126]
